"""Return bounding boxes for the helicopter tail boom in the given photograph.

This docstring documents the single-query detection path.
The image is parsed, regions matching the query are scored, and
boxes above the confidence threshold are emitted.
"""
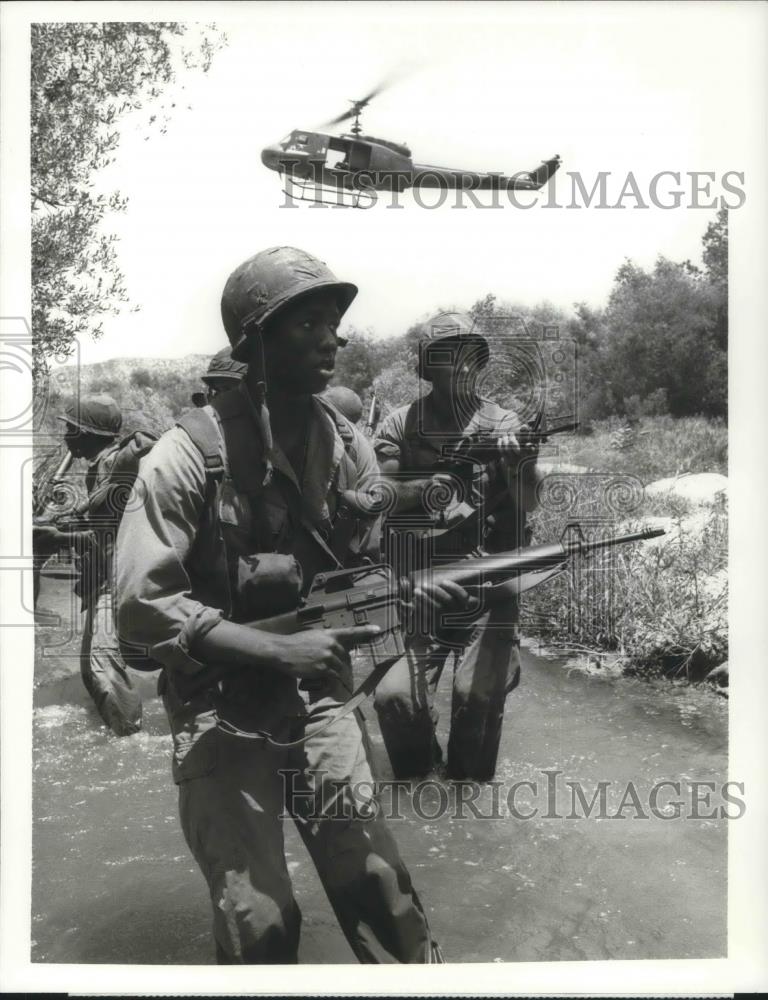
[409,155,561,191]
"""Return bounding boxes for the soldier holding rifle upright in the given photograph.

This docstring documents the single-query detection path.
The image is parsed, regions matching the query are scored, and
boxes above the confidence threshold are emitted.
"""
[34,394,143,736]
[374,311,542,782]
[116,247,461,964]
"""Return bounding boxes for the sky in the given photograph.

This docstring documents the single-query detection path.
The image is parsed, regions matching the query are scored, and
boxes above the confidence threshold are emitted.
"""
[57,2,763,364]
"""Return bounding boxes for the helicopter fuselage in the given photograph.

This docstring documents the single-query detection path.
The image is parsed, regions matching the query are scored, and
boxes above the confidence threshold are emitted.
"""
[261,129,560,194]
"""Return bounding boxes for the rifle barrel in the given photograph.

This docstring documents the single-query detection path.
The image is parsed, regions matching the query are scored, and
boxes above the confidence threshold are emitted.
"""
[412,526,666,590]
[246,527,666,637]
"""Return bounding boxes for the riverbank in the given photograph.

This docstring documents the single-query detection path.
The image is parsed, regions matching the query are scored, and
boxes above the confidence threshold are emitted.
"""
[525,415,728,688]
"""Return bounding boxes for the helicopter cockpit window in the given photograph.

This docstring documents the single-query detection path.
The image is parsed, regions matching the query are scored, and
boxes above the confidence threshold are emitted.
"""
[281,132,309,150]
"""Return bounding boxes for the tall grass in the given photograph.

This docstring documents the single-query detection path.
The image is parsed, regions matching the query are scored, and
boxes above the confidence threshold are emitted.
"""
[524,415,728,682]
[556,415,727,482]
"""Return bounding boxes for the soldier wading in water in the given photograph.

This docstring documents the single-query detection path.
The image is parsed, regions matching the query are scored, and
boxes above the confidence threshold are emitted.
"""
[35,394,143,736]
[374,312,541,781]
[117,247,467,963]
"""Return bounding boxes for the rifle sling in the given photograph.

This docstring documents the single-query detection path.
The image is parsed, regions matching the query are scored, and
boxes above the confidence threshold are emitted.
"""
[215,652,398,749]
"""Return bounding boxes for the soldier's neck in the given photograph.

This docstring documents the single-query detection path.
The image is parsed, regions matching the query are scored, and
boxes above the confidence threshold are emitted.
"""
[266,389,312,432]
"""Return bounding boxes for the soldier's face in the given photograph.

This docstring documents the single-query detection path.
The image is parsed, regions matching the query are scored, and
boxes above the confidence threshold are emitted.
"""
[264,291,343,394]
[63,422,86,458]
[63,423,105,459]
[429,341,485,398]
[204,378,235,400]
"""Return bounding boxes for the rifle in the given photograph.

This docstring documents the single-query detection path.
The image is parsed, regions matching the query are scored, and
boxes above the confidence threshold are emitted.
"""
[183,526,665,737]
[215,526,665,742]
[407,420,579,541]
[248,525,663,641]
[440,420,579,465]
[364,392,381,437]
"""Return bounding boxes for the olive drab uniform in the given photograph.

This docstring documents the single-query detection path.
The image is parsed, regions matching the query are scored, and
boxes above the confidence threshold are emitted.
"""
[116,383,440,964]
[77,440,143,736]
[373,393,536,781]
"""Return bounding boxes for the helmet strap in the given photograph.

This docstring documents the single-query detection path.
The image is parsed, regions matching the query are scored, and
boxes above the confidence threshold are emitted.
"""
[241,314,275,486]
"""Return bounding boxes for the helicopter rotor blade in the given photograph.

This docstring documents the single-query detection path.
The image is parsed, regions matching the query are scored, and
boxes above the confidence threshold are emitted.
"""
[318,72,400,128]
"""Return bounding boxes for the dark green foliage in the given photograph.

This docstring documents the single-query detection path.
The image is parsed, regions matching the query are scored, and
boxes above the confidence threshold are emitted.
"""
[31,22,224,382]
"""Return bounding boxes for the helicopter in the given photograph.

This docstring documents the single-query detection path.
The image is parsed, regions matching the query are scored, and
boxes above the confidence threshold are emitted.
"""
[261,82,561,206]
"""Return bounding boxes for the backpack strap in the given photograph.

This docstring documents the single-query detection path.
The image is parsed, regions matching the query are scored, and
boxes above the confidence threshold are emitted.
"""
[176,407,226,480]
[315,394,359,490]
[314,395,382,562]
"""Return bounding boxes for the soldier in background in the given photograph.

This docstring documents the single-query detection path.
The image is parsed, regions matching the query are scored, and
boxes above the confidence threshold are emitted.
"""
[34,394,143,736]
[320,385,364,424]
[192,346,248,406]
[373,312,541,781]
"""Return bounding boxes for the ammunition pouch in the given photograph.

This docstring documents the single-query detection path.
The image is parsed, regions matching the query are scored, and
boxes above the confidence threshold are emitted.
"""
[234,552,303,621]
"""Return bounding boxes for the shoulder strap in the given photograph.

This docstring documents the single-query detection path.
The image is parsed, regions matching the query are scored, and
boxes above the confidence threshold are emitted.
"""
[176,407,225,479]
[315,395,358,460]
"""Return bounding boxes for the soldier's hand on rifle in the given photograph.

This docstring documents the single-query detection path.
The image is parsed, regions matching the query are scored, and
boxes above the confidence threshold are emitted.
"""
[412,577,477,622]
[269,625,382,682]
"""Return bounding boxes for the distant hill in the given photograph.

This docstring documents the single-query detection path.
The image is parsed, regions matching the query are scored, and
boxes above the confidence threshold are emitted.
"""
[50,354,210,394]
[40,354,214,441]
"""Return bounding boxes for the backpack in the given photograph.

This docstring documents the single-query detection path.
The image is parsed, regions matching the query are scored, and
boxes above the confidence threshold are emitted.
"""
[119,398,363,673]
[94,430,159,519]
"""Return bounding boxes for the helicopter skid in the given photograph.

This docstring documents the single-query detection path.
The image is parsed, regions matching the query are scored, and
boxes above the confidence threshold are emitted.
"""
[281,173,378,208]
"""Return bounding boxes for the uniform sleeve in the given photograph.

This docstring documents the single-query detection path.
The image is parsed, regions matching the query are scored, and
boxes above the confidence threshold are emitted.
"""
[373,407,407,464]
[115,427,223,676]
[351,427,379,483]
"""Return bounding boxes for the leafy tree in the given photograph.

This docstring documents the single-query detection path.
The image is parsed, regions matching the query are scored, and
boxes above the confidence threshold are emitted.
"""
[702,207,728,289]
[31,22,224,381]
[602,255,726,418]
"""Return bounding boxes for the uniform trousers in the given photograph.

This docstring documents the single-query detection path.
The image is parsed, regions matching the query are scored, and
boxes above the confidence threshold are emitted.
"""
[374,597,522,781]
[177,684,439,964]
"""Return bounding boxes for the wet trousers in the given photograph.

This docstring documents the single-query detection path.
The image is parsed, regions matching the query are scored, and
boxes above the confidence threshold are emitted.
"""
[374,602,521,781]
[80,590,143,736]
[177,694,439,964]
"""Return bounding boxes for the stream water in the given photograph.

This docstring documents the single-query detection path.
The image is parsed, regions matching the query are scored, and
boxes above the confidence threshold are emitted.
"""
[32,570,728,964]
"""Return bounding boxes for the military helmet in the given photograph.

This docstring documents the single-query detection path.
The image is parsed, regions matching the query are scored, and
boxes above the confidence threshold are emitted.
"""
[202,346,248,385]
[320,385,364,424]
[57,393,122,437]
[221,246,358,361]
[417,310,490,381]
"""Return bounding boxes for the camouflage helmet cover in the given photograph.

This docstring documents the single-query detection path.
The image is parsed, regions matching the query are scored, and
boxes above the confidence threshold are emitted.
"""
[57,393,123,437]
[202,345,248,385]
[418,310,490,380]
[221,246,358,361]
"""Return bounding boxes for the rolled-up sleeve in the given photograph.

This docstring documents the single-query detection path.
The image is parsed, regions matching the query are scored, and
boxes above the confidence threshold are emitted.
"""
[116,427,223,676]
